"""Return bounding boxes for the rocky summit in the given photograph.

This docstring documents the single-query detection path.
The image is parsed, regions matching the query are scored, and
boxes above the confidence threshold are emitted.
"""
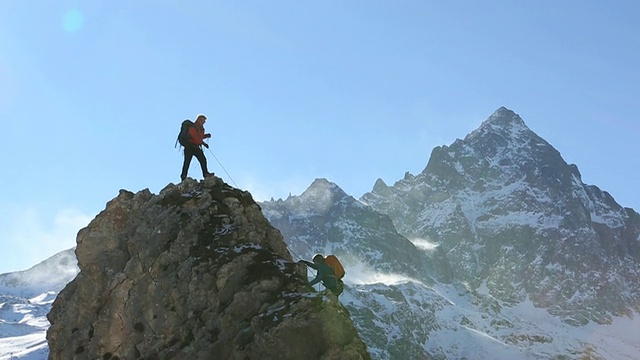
[46,177,370,360]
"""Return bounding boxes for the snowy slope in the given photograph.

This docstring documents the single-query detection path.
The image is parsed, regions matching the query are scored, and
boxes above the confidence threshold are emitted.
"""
[0,249,78,299]
[0,248,78,360]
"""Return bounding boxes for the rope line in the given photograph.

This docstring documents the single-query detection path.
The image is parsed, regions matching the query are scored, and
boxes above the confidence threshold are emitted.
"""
[205,147,239,188]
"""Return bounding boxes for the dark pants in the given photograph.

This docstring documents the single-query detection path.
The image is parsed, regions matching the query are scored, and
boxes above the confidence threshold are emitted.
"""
[327,279,344,296]
[181,145,209,180]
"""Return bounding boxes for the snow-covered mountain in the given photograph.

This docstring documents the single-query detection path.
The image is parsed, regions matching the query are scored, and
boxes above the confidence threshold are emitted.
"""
[261,108,640,359]
[362,107,640,325]
[0,248,78,360]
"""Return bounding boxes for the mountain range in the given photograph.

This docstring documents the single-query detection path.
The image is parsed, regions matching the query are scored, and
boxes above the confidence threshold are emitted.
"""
[260,107,640,359]
[2,107,639,359]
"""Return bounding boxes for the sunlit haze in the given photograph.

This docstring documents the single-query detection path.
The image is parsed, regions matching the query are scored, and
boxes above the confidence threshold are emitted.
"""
[1,2,638,273]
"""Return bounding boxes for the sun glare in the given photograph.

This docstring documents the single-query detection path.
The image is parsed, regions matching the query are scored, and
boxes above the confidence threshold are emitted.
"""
[63,9,84,33]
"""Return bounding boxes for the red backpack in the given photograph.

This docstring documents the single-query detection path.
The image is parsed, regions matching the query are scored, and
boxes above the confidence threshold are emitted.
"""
[325,255,345,280]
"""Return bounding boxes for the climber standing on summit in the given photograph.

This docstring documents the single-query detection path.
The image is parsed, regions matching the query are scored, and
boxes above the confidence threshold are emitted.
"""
[180,114,214,181]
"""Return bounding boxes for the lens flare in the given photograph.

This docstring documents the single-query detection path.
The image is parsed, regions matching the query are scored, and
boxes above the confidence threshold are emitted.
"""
[63,9,84,33]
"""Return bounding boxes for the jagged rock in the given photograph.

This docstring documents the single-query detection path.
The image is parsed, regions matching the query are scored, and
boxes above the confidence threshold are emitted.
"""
[46,177,370,360]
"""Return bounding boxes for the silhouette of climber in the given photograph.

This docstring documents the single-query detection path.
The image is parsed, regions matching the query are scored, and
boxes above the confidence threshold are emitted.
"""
[181,114,214,181]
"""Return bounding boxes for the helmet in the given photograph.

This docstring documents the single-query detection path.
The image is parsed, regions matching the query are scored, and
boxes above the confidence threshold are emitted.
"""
[312,253,324,262]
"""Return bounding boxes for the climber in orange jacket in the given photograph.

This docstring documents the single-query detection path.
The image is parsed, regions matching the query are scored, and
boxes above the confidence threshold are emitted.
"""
[299,254,344,296]
[180,114,214,181]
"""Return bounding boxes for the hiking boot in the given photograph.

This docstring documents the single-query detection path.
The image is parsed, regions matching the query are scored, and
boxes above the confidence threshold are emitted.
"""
[204,172,215,178]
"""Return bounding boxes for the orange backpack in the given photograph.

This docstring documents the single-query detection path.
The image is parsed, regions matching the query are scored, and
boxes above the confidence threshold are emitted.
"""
[325,255,345,280]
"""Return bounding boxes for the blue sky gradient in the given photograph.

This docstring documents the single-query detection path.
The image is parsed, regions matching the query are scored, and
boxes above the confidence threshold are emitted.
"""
[1,1,638,273]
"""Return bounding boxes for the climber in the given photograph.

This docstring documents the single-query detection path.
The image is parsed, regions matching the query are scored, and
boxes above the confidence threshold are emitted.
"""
[179,113,215,181]
[299,253,344,296]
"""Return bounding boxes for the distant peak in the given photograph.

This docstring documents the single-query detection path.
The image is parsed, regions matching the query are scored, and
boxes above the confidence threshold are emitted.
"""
[300,178,347,200]
[310,178,332,186]
[465,107,530,141]
[485,107,526,127]
[294,178,349,212]
[372,178,391,195]
[306,178,335,191]
[494,106,515,116]
[373,178,388,188]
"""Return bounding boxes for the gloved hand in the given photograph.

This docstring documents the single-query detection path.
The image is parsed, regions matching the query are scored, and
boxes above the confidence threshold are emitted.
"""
[203,143,209,148]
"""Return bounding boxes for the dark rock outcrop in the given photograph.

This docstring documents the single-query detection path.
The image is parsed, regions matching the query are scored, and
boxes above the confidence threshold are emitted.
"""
[46,177,370,360]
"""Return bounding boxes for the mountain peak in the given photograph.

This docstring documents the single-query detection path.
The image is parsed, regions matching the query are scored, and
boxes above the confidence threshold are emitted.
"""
[483,106,527,128]
[300,178,347,201]
[492,106,518,117]
[464,107,531,143]
[372,178,391,196]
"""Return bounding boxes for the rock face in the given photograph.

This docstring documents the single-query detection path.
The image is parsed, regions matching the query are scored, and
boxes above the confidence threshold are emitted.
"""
[46,177,370,360]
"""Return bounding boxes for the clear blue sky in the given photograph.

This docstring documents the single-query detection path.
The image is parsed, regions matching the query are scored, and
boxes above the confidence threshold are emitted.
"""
[1,1,638,274]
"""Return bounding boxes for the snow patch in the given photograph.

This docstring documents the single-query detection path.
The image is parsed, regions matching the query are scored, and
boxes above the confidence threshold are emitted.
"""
[409,238,439,251]
[0,331,49,360]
